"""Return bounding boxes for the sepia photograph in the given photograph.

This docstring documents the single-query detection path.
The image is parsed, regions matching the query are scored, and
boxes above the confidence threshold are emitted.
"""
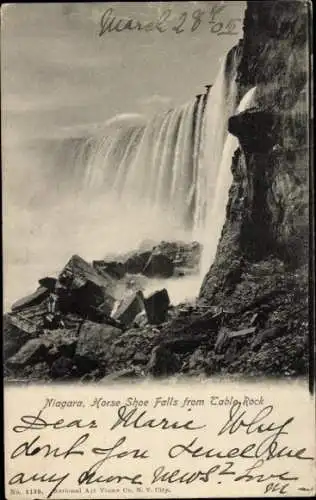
[2,2,314,499]
[2,1,312,386]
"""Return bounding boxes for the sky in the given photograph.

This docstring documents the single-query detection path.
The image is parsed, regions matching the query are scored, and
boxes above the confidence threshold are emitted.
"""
[1,1,245,308]
[2,2,245,146]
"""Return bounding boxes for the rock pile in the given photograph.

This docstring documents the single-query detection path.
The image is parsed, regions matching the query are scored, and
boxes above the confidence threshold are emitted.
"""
[4,241,201,382]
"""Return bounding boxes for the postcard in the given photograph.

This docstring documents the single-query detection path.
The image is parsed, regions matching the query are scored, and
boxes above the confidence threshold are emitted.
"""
[2,1,315,499]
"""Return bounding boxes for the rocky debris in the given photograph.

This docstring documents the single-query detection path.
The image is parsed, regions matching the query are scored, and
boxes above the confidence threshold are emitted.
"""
[163,334,209,355]
[80,369,103,382]
[100,327,162,373]
[42,329,78,360]
[144,288,170,324]
[50,356,77,379]
[100,367,144,381]
[251,325,287,350]
[152,241,202,269]
[57,255,116,318]
[11,286,50,312]
[43,312,65,330]
[249,311,268,328]
[187,347,211,372]
[214,328,230,354]
[6,339,51,367]
[133,310,148,328]
[96,240,202,279]
[10,300,48,330]
[230,326,257,338]
[215,326,256,354]
[3,314,33,360]
[147,345,181,377]
[133,351,148,364]
[161,308,223,340]
[112,291,145,328]
[60,254,115,292]
[23,362,51,382]
[74,320,122,373]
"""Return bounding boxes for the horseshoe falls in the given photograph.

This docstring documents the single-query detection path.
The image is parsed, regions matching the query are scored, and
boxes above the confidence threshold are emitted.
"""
[73,51,239,246]
[82,99,200,232]
[6,48,256,308]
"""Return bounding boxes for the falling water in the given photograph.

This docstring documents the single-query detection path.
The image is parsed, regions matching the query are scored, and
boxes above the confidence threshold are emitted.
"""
[81,100,198,230]
[71,49,243,248]
[200,86,257,274]
[5,47,256,309]
[52,48,249,284]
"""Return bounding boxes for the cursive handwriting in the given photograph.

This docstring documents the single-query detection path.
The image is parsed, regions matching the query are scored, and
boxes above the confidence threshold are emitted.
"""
[78,457,143,486]
[99,6,241,37]
[13,409,97,433]
[152,464,213,484]
[92,435,149,460]
[8,471,70,499]
[234,458,298,495]
[169,402,312,463]
[218,402,313,461]
[7,400,313,498]
[11,433,89,460]
[110,405,206,431]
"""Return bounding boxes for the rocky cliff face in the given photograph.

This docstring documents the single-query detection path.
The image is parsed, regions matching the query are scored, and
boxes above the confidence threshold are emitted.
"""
[199,1,310,374]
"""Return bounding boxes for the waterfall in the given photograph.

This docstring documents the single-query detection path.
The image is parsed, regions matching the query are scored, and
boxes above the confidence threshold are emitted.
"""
[80,100,198,231]
[51,48,250,276]
[16,47,252,306]
[67,50,243,251]
[200,86,257,274]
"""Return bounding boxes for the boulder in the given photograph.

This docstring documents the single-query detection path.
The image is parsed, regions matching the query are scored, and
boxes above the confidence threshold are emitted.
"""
[70,281,115,319]
[11,286,50,312]
[3,314,32,360]
[144,288,170,324]
[112,291,145,328]
[150,241,202,269]
[74,320,122,372]
[38,277,57,291]
[228,109,279,154]
[6,339,51,367]
[57,255,116,318]
[60,254,115,291]
[43,329,77,359]
[93,260,125,280]
[143,253,174,278]
[124,251,151,274]
[147,345,181,377]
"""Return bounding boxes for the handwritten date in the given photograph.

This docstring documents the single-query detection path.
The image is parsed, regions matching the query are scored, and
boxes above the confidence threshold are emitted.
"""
[99,6,241,37]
